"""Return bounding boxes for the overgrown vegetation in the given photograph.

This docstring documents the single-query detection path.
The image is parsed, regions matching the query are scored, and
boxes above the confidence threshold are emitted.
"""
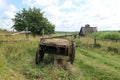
[91,31,120,40]
[0,31,120,80]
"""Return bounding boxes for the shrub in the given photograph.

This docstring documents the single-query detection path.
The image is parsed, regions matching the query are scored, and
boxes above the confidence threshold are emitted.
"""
[91,31,120,40]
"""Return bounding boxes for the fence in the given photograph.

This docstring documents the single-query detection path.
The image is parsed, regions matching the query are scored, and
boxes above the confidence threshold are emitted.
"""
[94,36,120,45]
[0,31,30,42]
[93,36,120,53]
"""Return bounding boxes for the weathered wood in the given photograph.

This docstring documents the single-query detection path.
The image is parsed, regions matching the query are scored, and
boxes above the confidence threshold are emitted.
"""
[0,31,31,36]
[94,36,96,45]
[0,40,23,42]
[79,24,97,36]
[0,31,31,41]
[35,38,75,64]
[40,39,70,47]
[41,34,77,39]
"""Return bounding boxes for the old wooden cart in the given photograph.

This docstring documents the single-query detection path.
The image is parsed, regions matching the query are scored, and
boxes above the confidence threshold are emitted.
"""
[35,38,75,64]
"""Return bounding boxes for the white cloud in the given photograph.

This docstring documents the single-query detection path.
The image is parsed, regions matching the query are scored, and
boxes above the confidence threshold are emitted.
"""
[22,0,59,7]
[3,4,16,19]
[0,0,6,9]
[8,5,16,12]
[16,0,120,31]
[0,18,13,30]
[43,0,120,31]
[84,0,120,30]
[1,0,120,31]
[61,0,73,9]
[74,0,83,3]
[0,0,16,30]
[4,11,15,19]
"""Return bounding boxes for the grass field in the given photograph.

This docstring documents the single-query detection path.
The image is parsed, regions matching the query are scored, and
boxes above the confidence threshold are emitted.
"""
[0,31,120,80]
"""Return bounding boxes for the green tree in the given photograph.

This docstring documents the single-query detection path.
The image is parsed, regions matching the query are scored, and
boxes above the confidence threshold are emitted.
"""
[12,7,55,35]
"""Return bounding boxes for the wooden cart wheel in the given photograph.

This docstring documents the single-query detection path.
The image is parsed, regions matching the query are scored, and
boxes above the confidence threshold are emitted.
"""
[35,46,44,64]
[69,42,75,64]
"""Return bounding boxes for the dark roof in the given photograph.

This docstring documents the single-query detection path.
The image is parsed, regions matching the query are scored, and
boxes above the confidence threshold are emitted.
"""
[79,26,97,36]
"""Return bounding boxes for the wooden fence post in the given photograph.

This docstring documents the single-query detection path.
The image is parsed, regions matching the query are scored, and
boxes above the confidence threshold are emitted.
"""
[25,27,29,40]
[25,33,29,40]
[94,36,96,45]
[42,29,44,39]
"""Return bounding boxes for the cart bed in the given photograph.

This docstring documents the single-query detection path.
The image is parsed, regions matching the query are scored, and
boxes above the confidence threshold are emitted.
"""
[40,38,70,47]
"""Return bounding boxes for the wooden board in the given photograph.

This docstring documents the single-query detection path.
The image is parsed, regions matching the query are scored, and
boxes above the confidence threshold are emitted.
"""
[40,38,71,47]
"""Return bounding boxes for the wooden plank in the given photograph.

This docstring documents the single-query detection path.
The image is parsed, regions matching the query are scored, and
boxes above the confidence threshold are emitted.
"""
[0,40,25,42]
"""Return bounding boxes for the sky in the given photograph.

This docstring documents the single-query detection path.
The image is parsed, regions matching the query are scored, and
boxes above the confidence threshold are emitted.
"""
[0,0,120,31]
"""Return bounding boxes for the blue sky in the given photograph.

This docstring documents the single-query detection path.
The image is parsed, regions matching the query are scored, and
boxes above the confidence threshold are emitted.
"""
[0,0,120,31]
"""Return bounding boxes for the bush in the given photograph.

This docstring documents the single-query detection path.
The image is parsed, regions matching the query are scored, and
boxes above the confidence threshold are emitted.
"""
[107,47,119,54]
[91,31,120,40]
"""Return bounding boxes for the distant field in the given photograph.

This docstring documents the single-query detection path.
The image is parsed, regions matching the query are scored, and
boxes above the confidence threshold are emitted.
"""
[0,30,120,80]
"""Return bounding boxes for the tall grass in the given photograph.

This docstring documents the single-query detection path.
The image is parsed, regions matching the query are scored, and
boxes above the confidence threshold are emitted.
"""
[1,30,120,80]
[91,31,120,40]
[0,44,27,80]
[0,40,80,80]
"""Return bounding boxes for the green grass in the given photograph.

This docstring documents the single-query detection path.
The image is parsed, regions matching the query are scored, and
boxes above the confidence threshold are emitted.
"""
[75,48,120,80]
[0,41,80,80]
[0,30,120,80]
[91,31,120,40]
[0,46,27,80]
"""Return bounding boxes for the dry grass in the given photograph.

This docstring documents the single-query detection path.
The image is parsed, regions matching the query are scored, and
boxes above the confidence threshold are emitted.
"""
[1,31,120,80]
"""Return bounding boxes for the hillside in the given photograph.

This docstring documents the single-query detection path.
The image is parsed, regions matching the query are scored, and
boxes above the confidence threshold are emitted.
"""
[0,31,120,80]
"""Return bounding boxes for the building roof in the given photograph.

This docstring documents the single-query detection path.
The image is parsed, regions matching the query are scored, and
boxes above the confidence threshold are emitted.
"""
[79,24,97,36]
